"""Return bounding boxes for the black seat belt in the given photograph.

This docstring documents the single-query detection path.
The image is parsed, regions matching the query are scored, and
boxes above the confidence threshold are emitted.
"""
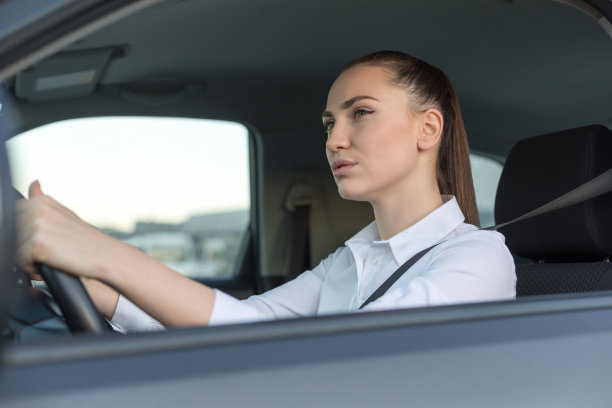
[359,244,438,309]
[285,183,315,281]
[359,167,612,309]
[288,204,311,280]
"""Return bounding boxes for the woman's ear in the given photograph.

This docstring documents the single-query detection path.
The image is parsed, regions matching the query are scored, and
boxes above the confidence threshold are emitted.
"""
[417,108,443,151]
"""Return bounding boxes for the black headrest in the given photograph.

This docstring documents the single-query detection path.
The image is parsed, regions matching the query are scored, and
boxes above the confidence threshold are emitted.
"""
[495,124,612,262]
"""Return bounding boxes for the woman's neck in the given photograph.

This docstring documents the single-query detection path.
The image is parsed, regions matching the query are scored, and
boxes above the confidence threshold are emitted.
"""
[371,187,444,240]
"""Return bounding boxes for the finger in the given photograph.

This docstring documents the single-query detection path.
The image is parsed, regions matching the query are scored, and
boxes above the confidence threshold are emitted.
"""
[16,239,38,276]
[28,180,43,198]
[16,217,33,248]
[15,200,46,248]
[16,197,76,240]
[18,186,80,224]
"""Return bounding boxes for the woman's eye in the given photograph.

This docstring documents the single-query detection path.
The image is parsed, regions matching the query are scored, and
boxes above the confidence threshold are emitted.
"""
[354,108,374,118]
[324,121,335,132]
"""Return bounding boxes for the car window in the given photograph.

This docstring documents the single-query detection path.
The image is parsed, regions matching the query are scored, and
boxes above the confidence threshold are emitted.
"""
[470,153,503,228]
[6,116,251,279]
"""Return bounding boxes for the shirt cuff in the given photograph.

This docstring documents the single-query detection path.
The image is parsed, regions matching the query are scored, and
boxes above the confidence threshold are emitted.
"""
[208,289,270,326]
[110,294,165,333]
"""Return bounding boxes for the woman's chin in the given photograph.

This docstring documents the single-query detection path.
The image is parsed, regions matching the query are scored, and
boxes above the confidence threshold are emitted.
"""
[337,185,369,202]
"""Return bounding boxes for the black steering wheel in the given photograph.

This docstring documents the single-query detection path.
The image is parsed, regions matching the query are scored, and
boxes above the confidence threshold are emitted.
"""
[37,265,108,335]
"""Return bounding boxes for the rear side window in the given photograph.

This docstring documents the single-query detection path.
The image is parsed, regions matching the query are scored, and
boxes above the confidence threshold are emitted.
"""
[470,153,503,227]
[7,116,250,279]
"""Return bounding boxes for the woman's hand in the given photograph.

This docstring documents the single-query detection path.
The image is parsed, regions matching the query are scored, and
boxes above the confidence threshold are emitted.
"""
[17,180,217,327]
[17,180,118,281]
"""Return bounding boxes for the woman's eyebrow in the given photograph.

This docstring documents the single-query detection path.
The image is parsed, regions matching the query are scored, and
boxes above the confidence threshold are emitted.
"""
[322,95,380,120]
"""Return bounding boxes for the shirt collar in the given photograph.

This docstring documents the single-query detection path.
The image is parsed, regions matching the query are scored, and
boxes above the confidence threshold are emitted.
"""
[345,196,466,265]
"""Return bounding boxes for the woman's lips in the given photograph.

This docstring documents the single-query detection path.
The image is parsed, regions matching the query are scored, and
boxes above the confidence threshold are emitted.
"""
[332,160,356,177]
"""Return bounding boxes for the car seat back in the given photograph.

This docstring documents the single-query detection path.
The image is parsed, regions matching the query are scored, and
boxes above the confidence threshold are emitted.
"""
[494,124,612,296]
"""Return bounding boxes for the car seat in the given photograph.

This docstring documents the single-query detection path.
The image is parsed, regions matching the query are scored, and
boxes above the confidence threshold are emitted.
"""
[494,124,612,296]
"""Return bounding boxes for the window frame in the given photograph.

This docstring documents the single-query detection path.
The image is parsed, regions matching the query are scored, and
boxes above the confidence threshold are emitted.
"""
[6,115,261,297]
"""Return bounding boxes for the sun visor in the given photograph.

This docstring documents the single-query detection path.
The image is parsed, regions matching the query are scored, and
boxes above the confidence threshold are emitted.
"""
[15,48,113,102]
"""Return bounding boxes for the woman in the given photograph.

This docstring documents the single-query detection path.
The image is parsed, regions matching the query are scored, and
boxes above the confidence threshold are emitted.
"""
[18,51,516,330]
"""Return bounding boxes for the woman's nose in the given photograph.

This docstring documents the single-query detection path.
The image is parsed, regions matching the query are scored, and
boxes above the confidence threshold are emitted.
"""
[326,123,350,152]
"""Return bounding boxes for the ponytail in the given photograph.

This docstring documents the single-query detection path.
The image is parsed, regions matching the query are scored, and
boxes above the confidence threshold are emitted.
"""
[435,75,480,227]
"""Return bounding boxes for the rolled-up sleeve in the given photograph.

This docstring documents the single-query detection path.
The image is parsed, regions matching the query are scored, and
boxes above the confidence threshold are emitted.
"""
[208,289,271,325]
[209,248,339,324]
[240,269,326,318]
[110,290,271,331]
[110,295,165,333]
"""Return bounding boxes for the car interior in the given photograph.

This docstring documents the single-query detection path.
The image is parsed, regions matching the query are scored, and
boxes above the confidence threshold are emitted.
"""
[1,0,612,342]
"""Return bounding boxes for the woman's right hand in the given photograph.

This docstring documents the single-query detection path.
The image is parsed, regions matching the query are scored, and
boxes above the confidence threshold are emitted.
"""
[17,180,217,327]
[16,180,120,282]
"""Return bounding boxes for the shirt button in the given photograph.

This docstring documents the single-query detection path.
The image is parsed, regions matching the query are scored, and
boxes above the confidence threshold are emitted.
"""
[371,257,379,265]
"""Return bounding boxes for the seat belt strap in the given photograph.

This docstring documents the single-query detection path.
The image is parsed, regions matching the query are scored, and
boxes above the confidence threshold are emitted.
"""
[285,183,315,280]
[359,166,612,309]
[287,204,311,280]
[359,244,439,309]
[486,167,612,231]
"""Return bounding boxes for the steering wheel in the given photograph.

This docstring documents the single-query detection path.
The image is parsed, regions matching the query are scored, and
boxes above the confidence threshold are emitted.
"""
[37,265,108,335]
[12,188,108,335]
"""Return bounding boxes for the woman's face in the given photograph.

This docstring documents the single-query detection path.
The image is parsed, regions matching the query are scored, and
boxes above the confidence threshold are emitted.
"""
[323,65,427,203]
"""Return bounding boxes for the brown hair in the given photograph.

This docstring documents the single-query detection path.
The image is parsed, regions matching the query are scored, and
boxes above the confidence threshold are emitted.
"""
[342,50,480,227]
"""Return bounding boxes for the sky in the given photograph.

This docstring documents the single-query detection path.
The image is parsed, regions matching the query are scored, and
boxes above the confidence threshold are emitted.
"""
[6,116,250,232]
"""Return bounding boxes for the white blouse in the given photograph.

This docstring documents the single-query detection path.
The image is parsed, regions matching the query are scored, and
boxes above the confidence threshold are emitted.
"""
[111,196,516,331]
